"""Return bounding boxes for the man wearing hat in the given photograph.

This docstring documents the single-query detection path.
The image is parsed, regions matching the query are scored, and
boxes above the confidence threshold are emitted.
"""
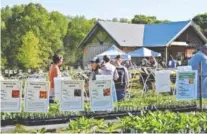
[114,55,129,101]
[188,44,207,98]
[89,57,101,80]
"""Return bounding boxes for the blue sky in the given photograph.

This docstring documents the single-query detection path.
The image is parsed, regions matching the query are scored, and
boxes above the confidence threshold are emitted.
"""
[1,0,207,21]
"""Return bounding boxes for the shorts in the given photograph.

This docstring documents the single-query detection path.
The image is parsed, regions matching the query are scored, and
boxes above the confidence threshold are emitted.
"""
[49,96,55,103]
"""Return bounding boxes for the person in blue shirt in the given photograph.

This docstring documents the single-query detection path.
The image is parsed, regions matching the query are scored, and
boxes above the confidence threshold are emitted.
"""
[203,77,207,98]
[188,44,207,98]
[168,56,177,68]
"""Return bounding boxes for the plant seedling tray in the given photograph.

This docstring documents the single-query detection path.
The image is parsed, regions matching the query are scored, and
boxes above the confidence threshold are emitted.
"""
[1,105,199,126]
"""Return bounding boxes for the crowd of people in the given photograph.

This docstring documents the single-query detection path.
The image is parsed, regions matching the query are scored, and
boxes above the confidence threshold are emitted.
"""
[48,44,207,103]
[89,55,129,101]
[48,54,130,103]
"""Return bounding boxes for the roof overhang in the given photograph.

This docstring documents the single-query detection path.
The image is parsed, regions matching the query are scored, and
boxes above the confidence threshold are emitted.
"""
[166,21,207,47]
[170,41,188,47]
[78,22,99,48]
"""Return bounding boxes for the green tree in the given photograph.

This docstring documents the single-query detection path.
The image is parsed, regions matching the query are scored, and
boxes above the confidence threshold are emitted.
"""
[63,16,95,64]
[193,13,207,37]
[119,18,130,23]
[17,31,41,69]
[1,3,68,69]
[132,15,169,24]
[112,17,118,22]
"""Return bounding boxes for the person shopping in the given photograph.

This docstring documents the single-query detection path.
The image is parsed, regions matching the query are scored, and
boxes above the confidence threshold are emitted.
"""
[49,54,63,103]
[114,55,129,101]
[188,44,207,98]
[101,55,119,102]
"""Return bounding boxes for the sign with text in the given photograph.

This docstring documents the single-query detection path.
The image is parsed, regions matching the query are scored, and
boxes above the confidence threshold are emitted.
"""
[155,70,171,93]
[1,80,21,112]
[177,66,192,71]
[54,77,71,101]
[24,81,49,112]
[89,80,113,111]
[60,80,84,111]
[176,71,197,100]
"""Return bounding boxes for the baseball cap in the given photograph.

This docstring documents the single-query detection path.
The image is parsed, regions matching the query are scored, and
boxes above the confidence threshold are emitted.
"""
[89,57,100,63]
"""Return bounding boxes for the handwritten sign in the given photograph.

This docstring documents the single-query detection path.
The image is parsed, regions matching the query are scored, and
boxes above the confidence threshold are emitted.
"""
[176,71,197,100]
[1,80,21,112]
[24,81,49,112]
[60,80,84,111]
[155,70,171,93]
[89,80,113,111]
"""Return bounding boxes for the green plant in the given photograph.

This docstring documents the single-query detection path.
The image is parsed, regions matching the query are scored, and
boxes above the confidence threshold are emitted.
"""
[65,117,106,133]
[31,127,47,134]
[119,111,207,133]
[8,124,28,133]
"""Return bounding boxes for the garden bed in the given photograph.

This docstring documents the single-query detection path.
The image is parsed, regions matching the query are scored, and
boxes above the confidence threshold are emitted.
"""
[1,104,197,126]
[3,111,207,133]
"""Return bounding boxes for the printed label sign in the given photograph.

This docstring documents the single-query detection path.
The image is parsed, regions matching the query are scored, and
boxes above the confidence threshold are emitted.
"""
[1,80,21,112]
[176,71,197,100]
[54,77,71,101]
[24,81,49,112]
[89,80,113,111]
[177,66,192,71]
[60,80,84,111]
[155,70,171,93]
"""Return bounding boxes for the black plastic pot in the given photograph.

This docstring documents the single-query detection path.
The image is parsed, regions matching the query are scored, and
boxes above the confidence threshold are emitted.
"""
[0,105,200,126]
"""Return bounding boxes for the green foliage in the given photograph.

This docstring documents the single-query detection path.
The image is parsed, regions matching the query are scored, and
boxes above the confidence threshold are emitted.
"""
[59,112,207,133]
[31,127,47,134]
[112,17,130,23]
[120,111,207,133]
[9,124,28,133]
[193,13,207,37]
[1,3,68,69]
[132,14,170,24]
[5,112,207,133]
[63,16,95,64]
[17,31,41,69]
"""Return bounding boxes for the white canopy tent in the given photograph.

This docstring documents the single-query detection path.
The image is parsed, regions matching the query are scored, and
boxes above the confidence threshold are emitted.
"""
[128,47,161,57]
[95,45,131,60]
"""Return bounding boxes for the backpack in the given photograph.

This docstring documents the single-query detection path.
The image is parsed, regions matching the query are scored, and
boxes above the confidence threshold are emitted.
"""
[114,67,126,89]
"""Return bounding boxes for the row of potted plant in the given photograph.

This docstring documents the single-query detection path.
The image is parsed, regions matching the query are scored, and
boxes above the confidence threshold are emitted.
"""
[6,111,207,133]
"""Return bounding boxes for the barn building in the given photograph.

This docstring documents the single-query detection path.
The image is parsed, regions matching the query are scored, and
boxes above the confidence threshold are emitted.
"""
[78,20,207,67]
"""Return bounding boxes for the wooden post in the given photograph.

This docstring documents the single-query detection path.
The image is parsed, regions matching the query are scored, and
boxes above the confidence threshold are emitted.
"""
[199,62,203,111]
[165,47,168,67]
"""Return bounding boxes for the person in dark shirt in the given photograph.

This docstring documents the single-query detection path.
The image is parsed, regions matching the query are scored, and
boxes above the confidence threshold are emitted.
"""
[114,55,129,101]
[89,57,101,80]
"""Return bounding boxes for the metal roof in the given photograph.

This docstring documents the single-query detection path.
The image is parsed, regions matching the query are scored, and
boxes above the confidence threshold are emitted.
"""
[143,21,191,47]
[79,20,207,47]
[98,21,144,47]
